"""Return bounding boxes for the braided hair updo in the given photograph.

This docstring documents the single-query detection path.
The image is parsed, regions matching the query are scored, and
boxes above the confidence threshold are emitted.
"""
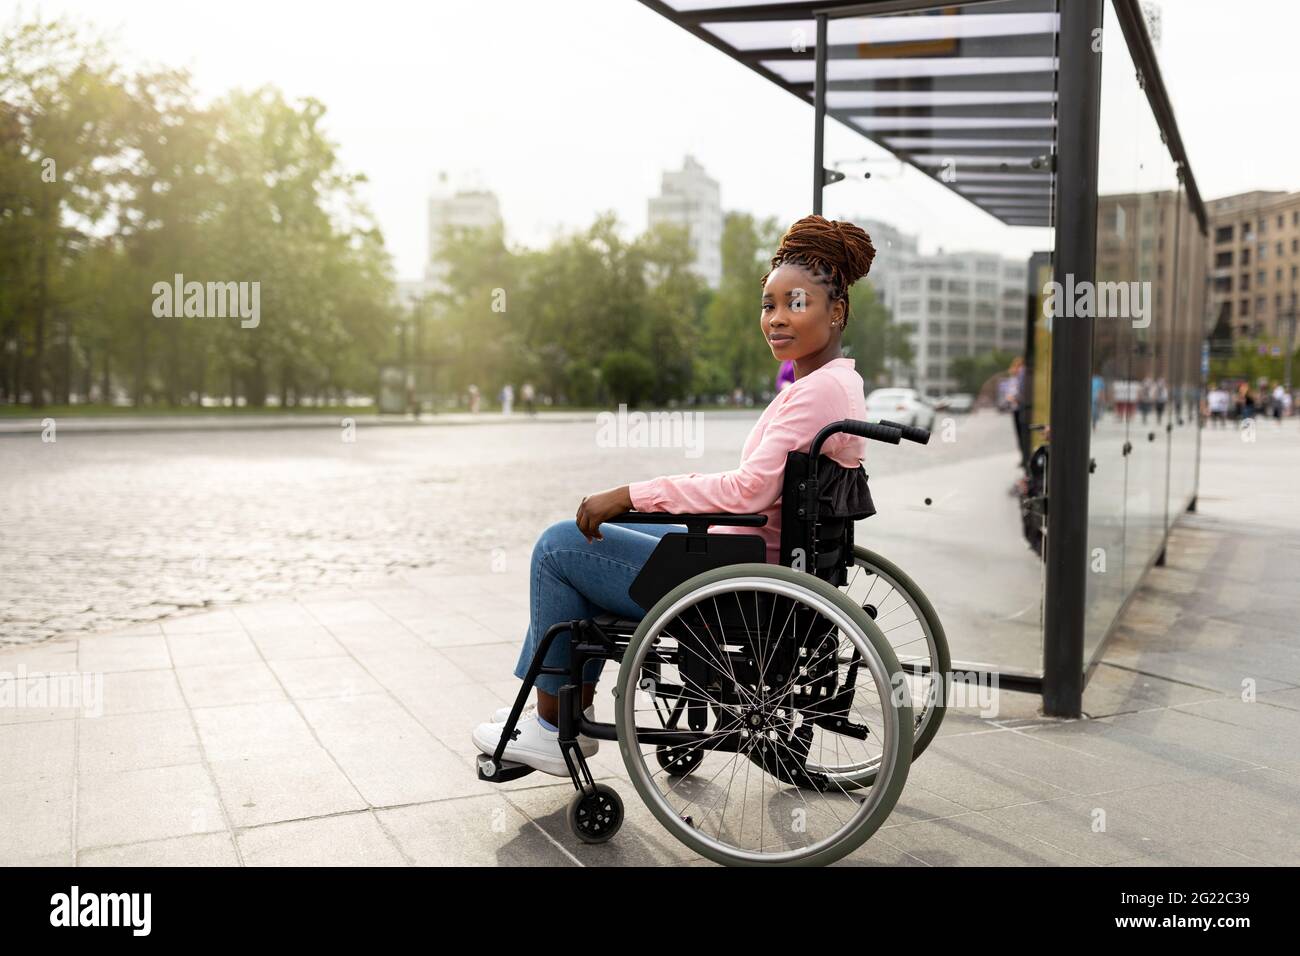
[761,215,876,326]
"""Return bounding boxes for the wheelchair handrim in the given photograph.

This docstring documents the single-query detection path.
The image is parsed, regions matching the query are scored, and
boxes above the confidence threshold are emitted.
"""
[616,570,909,867]
[811,547,949,784]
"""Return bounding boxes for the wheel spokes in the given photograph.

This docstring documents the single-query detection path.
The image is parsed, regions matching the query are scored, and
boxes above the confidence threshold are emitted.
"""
[622,580,901,862]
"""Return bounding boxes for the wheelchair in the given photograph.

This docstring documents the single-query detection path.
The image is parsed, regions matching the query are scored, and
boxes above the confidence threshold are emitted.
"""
[476,418,950,866]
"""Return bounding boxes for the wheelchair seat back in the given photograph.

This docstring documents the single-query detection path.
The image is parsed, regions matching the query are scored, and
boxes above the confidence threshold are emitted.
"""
[778,451,876,587]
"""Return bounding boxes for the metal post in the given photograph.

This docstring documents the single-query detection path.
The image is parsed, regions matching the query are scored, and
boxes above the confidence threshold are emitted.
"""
[812,13,828,215]
[1042,0,1104,718]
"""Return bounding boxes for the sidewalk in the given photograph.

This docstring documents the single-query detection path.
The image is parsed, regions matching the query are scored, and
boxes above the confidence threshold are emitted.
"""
[2,428,1298,866]
[0,410,596,437]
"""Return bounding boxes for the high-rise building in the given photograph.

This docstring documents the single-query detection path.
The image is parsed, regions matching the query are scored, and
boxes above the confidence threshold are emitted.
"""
[1206,190,1300,343]
[850,217,1028,397]
[648,155,722,289]
[425,179,503,287]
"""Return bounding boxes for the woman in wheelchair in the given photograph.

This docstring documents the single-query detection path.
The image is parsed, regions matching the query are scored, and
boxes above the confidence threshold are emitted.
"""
[471,214,878,776]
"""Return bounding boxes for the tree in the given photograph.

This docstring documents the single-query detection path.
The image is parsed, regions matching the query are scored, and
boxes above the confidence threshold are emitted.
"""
[696,212,781,399]
[842,279,913,386]
[0,16,133,407]
[949,349,1016,396]
[0,13,398,409]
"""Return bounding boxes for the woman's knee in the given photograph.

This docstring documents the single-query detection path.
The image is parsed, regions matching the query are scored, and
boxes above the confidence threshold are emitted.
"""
[533,519,585,562]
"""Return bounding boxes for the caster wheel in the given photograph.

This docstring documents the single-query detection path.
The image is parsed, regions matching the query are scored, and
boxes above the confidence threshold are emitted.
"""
[656,743,703,777]
[567,784,623,844]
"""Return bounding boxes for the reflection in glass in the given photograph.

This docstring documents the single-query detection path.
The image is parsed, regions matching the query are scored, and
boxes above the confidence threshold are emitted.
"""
[1084,1,1207,664]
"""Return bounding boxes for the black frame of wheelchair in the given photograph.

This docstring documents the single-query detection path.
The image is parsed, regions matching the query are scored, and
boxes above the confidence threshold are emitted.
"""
[477,418,943,853]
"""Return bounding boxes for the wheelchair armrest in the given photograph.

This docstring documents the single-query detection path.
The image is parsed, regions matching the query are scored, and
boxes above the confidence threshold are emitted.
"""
[611,511,767,536]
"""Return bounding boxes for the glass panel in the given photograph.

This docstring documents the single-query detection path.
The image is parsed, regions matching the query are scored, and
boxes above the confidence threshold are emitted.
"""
[818,0,1058,677]
[1169,188,1207,517]
[1085,0,1183,662]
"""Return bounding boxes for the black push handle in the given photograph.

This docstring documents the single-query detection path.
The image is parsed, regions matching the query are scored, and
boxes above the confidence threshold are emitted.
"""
[879,419,932,445]
[809,419,901,460]
[839,420,904,443]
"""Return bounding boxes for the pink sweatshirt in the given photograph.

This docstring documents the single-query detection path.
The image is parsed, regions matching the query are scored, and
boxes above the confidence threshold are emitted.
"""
[629,357,867,563]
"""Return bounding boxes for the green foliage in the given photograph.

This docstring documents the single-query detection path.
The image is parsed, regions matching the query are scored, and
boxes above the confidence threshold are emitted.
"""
[599,350,656,405]
[430,214,705,408]
[1208,340,1296,387]
[696,212,782,397]
[0,14,395,408]
[948,349,1017,396]
[842,279,911,386]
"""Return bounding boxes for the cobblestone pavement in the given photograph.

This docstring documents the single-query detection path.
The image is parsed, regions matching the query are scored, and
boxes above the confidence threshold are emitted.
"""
[0,410,1014,645]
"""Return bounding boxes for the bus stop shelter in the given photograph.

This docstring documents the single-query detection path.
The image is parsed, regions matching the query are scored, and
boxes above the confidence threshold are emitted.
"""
[640,0,1209,716]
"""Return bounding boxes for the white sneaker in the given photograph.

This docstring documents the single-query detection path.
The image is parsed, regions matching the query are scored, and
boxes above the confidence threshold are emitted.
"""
[490,702,536,723]
[473,707,599,777]
[491,703,598,729]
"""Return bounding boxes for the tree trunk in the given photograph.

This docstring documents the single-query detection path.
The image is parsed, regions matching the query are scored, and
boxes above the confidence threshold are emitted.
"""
[32,224,48,409]
[101,350,111,406]
[248,355,266,407]
[132,322,147,407]
[165,323,179,407]
[81,344,93,404]
[60,312,72,405]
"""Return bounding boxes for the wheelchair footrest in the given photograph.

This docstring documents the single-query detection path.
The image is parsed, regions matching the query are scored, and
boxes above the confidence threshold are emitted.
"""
[810,713,870,740]
[476,754,536,783]
[747,725,834,792]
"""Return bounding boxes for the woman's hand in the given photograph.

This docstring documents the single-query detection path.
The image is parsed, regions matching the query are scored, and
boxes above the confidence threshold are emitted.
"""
[576,486,634,543]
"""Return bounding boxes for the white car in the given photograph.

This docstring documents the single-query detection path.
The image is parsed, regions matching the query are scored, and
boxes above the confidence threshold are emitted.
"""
[864,388,937,431]
[937,393,974,414]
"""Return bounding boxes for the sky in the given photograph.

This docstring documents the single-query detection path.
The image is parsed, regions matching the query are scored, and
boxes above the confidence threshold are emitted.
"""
[9,0,1300,279]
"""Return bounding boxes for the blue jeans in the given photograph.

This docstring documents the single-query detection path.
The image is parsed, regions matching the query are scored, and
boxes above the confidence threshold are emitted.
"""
[513,520,681,695]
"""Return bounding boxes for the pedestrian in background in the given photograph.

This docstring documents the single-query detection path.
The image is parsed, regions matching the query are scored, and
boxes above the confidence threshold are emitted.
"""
[521,381,536,416]
[1206,382,1229,428]
[1237,382,1256,421]
[1008,356,1029,470]
[1138,375,1154,424]
[468,383,481,414]
[500,383,514,416]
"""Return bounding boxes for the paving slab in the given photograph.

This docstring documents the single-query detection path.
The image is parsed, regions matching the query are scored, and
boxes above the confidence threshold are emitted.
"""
[236,812,407,866]
[77,764,226,850]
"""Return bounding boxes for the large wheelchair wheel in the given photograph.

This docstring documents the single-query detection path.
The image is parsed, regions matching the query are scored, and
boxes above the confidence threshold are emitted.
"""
[813,546,950,788]
[614,564,912,867]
